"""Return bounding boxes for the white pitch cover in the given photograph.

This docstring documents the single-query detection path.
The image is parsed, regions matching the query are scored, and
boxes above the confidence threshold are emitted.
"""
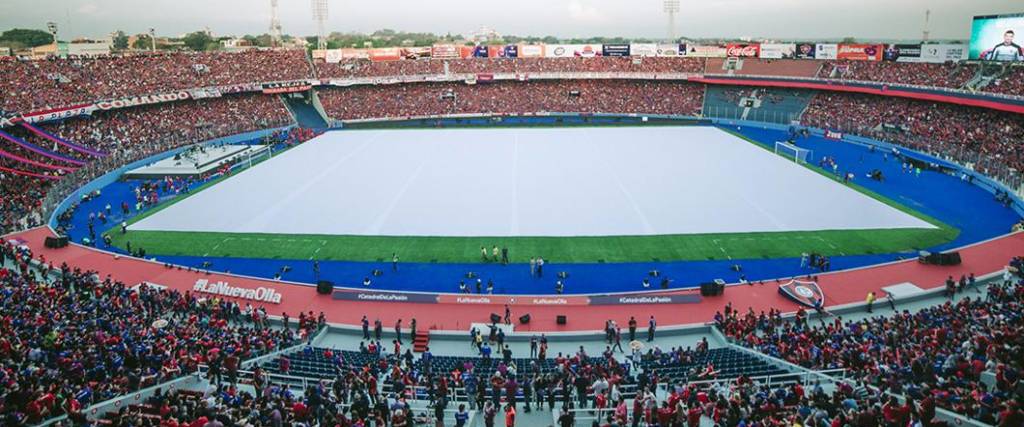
[131,127,935,237]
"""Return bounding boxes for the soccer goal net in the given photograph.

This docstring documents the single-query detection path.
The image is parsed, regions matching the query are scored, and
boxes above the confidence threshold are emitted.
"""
[775,141,812,165]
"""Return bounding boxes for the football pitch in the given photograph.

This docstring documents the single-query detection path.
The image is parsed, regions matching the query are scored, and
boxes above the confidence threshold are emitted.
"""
[110,126,956,263]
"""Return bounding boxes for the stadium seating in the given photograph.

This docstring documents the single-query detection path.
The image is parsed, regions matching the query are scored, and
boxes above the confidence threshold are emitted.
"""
[704,58,823,78]
[802,91,1024,175]
[4,49,1024,427]
[317,80,706,121]
[0,241,309,425]
[0,50,312,113]
[716,269,1024,424]
[702,85,816,123]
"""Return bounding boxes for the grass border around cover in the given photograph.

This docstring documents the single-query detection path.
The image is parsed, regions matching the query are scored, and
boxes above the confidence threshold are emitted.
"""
[107,124,958,264]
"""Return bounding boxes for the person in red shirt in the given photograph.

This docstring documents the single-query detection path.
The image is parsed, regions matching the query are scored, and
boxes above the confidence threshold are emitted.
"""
[656,401,675,426]
[292,400,309,420]
[594,391,607,420]
[504,403,516,427]
[687,404,703,427]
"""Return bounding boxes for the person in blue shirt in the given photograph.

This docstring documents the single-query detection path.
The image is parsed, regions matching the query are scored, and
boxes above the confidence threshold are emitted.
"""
[454,403,469,426]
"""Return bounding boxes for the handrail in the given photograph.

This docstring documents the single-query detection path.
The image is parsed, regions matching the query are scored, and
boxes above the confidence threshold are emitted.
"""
[36,372,202,427]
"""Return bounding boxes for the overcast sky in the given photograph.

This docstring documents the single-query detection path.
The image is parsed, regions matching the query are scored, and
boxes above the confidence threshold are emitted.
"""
[0,0,1020,41]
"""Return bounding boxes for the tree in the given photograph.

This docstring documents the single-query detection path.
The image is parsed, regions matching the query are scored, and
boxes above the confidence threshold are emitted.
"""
[182,31,214,51]
[0,28,54,48]
[112,30,129,50]
[133,35,152,50]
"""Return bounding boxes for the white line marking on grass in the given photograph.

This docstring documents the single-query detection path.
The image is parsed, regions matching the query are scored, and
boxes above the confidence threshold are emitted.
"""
[815,236,838,249]
[203,237,232,257]
[712,239,733,260]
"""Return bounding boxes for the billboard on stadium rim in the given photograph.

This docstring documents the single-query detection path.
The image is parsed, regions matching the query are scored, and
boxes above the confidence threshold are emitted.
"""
[815,43,838,59]
[630,43,658,57]
[368,47,402,62]
[545,44,573,58]
[655,44,681,56]
[545,44,603,58]
[684,44,727,57]
[883,44,922,62]
[759,43,796,59]
[340,48,370,60]
[487,45,518,58]
[726,43,760,57]
[518,44,545,57]
[795,42,817,59]
[602,44,631,57]
[921,44,968,63]
[837,44,884,61]
[431,44,459,59]
[324,49,343,63]
[970,13,1024,61]
[402,47,432,60]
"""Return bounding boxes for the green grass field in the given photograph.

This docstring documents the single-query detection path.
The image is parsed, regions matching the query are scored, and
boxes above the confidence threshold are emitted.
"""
[106,125,959,263]
[109,227,955,263]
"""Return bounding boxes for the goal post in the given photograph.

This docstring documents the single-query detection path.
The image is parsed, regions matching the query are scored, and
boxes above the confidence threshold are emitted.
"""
[774,141,812,165]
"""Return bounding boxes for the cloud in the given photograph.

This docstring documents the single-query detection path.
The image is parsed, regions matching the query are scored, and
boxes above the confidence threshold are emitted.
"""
[567,0,607,24]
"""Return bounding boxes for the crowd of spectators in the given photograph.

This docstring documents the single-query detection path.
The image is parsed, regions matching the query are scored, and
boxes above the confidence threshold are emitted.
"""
[314,57,707,80]
[0,241,312,425]
[0,93,293,235]
[0,50,312,113]
[319,80,706,120]
[801,91,1024,175]
[820,60,974,90]
[985,66,1024,97]
[3,50,1022,119]
[43,93,292,157]
[715,270,1024,425]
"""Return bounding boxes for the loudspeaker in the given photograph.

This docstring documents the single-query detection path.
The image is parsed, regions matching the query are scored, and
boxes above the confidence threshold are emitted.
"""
[939,252,961,266]
[919,251,961,266]
[556,315,567,325]
[44,236,68,249]
[700,282,714,296]
[700,282,724,296]
[490,313,502,323]
[519,314,531,324]
[316,280,334,294]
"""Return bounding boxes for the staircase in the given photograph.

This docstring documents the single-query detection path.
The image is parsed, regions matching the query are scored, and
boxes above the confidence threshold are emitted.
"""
[413,330,430,353]
[280,92,330,129]
[966,62,1009,92]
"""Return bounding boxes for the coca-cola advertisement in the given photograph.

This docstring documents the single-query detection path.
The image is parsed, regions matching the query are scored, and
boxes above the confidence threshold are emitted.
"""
[726,43,760,57]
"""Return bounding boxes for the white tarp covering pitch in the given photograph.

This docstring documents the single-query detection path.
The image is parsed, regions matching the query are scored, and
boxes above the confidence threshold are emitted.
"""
[131,127,935,237]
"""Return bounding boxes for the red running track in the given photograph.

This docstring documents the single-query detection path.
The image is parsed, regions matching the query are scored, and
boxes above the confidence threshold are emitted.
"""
[9,227,1023,332]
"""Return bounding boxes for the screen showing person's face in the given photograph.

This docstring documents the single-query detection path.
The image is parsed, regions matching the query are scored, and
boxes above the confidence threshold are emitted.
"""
[1006,32,1015,45]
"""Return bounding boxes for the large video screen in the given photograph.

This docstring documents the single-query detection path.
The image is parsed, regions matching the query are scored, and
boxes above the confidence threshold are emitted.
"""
[970,13,1024,61]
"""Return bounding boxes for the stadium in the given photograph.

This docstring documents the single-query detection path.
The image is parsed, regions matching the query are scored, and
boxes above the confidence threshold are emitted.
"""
[1,2,1023,426]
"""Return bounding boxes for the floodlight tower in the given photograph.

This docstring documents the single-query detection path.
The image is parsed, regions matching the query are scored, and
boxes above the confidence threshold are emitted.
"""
[922,9,931,42]
[312,0,328,50]
[270,0,283,47]
[46,21,58,46]
[664,0,680,42]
